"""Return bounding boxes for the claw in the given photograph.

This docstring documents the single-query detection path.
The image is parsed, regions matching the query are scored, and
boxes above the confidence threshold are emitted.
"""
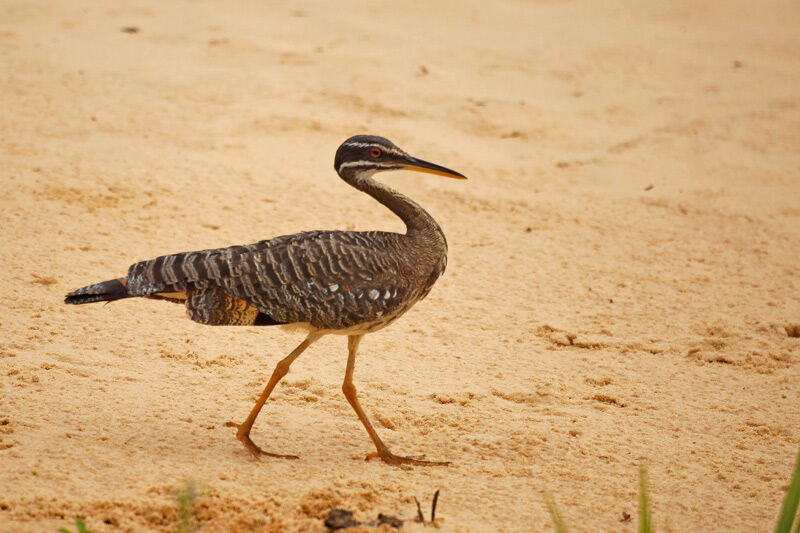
[365,450,451,466]
[228,421,299,460]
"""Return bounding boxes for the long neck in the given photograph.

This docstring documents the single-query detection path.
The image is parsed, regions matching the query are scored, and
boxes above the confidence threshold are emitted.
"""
[340,170,445,241]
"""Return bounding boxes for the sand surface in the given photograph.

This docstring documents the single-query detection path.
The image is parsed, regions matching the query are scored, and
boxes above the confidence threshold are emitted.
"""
[2,0,800,531]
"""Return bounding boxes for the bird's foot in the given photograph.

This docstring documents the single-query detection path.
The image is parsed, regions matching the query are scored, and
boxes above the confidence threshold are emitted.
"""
[225,421,299,460]
[365,449,451,467]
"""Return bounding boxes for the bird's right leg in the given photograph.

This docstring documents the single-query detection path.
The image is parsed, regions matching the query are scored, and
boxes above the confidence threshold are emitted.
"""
[342,335,451,467]
[228,331,322,459]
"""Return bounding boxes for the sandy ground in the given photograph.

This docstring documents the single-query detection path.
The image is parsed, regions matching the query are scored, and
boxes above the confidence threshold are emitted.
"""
[1,0,800,531]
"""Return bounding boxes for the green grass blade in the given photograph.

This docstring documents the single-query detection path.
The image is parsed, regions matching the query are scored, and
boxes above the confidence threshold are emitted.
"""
[176,479,200,533]
[57,518,93,533]
[544,493,569,533]
[77,518,90,533]
[639,464,652,533]
[775,447,800,533]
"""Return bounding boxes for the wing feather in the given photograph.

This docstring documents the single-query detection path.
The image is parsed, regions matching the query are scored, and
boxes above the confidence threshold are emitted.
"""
[125,231,412,329]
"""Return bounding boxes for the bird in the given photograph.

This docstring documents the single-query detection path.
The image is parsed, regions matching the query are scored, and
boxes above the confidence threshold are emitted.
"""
[65,135,466,466]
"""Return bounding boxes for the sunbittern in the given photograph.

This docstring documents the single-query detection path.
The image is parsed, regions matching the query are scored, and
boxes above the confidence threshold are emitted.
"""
[65,135,466,466]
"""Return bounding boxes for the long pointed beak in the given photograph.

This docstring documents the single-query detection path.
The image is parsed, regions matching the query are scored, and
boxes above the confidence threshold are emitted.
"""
[401,156,467,180]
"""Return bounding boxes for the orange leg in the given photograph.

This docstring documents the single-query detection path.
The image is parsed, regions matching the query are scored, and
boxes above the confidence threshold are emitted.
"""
[229,331,322,459]
[342,335,450,467]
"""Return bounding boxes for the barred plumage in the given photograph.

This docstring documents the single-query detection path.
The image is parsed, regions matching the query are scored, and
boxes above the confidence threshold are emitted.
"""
[124,230,419,331]
[65,135,466,466]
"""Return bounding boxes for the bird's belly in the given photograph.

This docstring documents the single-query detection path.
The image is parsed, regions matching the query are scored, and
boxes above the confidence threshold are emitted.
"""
[323,320,394,335]
[278,321,317,334]
[301,300,415,336]
[277,316,394,335]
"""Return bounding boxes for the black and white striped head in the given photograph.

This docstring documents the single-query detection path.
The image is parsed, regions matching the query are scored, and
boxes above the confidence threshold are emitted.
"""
[334,135,467,181]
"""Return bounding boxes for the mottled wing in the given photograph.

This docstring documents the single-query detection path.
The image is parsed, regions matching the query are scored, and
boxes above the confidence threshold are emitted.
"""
[125,230,412,329]
[126,242,254,297]
[218,231,413,329]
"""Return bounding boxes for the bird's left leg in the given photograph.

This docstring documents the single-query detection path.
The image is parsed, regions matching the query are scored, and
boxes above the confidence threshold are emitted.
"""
[229,331,322,459]
[342,335,450,467]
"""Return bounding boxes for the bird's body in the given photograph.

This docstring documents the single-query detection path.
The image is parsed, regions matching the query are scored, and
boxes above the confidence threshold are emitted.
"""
[120,225,444,334]
[66,135,465,465]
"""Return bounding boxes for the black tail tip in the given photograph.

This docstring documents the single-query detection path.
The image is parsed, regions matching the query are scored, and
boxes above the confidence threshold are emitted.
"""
[65,278,128,305]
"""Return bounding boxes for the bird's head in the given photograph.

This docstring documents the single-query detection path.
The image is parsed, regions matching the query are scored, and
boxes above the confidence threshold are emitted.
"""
[334,135,467,181]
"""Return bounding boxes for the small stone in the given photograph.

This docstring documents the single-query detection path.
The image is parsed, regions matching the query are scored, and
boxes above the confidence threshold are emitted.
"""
[324,509,359,530]
[377,513,403,528]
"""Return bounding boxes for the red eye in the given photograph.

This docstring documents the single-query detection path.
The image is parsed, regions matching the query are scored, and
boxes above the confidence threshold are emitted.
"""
[369,147,382,158]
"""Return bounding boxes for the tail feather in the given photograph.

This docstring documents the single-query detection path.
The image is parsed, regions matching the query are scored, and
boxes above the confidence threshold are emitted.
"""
[65,277,130,305]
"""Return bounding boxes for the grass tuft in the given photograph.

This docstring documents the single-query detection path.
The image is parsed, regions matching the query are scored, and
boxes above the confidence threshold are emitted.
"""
[545,448,800,532]
[175,479,201,533]
[57,480,204,533]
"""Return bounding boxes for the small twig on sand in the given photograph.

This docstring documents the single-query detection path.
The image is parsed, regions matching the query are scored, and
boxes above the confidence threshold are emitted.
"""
[414,496,425,525]
[431,489,440,523]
